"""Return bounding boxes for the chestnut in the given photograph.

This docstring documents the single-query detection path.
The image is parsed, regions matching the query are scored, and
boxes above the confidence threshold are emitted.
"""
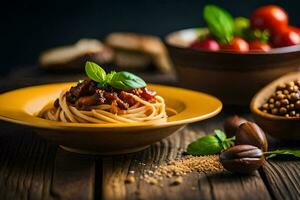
[220,145,265,174]
[236,122,268,152]
[223,115,248,137]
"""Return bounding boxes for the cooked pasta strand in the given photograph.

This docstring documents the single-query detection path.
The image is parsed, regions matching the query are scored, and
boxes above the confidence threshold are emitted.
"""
[40,90,171,124]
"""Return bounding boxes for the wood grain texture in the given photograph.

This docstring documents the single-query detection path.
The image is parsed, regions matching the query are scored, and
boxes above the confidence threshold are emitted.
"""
[0,125,95,200]
[0,126,56,200]
[51,149,95,200]
[0,109,299,200]
[260,160,300,200]
[101,118,271,200]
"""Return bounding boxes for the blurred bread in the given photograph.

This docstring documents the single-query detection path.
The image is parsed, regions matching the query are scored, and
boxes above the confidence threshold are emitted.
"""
[105,32,173,73]
[39,39,113,70]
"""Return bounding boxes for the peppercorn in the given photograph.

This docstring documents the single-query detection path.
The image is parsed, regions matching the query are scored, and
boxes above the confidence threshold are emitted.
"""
[276,84,286,90]
[259,79,300,118]
[281,99,289,105]
[262,103,269,109]
[279,107,287,114]
[276,94,285,100]
[288,104,295,110]
[271,108,278,114]
[296,100,300,109]
[290,110,296,116]
[269,104,275,109]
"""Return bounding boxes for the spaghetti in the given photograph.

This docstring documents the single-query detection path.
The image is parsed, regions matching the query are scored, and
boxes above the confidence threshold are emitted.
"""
[39,83,168,124]
[39,61,171,124]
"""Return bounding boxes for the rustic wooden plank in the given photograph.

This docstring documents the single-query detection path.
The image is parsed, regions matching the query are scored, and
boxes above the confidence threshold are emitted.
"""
[0,125,96,200]
[260,159,300,200]
[0,126,56,200]
[101,118,272,200]
[50,148,95,200]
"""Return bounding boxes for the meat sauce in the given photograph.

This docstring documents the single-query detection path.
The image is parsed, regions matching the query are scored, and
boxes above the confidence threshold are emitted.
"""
[54,78,156,110]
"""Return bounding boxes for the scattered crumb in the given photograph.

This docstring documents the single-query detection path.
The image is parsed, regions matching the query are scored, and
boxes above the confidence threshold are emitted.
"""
[147,177,158,185]
[171,176,183,186]
[125,175,135,184]
[143,155,223,185]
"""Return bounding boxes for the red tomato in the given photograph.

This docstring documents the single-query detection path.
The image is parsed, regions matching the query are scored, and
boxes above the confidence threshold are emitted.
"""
[271,27,300,47]
[249,40,271,51]
[289,26,300,36]
[250,5,288,32]
[221,37,249,52]
[190,38,220,51]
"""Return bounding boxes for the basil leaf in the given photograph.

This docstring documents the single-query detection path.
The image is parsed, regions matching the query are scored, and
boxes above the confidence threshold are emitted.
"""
[108,71,146,90]
[214,130,233,150]
[214,129,226,142]
[106,71,116,82]
[203,5,234,44]
[247,29,270,43]
[264,149,300,159]
[85,61,106,83]
[221,140,232,150]
[187,135,223,156]
[234,17,250,37]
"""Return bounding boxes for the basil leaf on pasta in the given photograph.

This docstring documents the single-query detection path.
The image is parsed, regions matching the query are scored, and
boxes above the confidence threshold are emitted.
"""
[85,61,106,83]
[109,71,146,90]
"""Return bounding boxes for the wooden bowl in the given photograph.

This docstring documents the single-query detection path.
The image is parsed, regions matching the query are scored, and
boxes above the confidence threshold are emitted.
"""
[250,72,300,141]
[165,28,300,105]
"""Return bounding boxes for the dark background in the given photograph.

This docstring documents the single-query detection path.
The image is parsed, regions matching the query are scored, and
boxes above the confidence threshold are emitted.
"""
[1,0,300,75]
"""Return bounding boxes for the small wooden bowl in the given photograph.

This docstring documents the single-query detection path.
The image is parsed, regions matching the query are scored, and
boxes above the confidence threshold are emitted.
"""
[165,28,300,105]
[250,72,300,141]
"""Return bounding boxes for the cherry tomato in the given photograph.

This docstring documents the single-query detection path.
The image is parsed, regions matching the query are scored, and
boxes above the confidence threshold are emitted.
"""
[250,5,288,32]
[190,38,220,51]
[221,37,249,52]
[249,40,271,52]
[271,27,300,47]
[289,26,300,36]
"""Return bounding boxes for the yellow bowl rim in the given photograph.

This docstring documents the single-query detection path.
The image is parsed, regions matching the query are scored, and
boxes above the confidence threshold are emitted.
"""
[0,83,223,131]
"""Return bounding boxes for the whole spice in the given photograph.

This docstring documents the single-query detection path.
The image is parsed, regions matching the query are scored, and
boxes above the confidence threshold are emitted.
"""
[223,115,248,137]
[260,80,300,117]
[220,145,265,174]
[125,175,135,184]
[143,155,223,185]
[171,176,183,186]
[236,122,268,152]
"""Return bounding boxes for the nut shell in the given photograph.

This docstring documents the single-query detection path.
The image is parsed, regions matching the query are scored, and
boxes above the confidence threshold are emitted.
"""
[220,145,264,174]
[236,122,268,152]
[223,115,248,137]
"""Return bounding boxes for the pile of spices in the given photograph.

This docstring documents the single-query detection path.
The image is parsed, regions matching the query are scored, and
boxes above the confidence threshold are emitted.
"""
[260,80,300,117]
[142,155,223,185]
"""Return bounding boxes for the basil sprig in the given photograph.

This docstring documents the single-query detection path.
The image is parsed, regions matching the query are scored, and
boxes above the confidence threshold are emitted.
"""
[85,61,146,90]
[85,61,106,83]
[264,149,300,159]
[203,5,234,44]
[187,130,234,156]
[186,128,300,159]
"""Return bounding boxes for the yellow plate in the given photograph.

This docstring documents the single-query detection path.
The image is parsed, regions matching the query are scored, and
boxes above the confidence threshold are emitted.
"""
[0,83,222,154]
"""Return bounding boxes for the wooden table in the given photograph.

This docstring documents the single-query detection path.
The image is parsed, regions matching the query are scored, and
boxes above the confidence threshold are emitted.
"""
[0,68,299,200]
